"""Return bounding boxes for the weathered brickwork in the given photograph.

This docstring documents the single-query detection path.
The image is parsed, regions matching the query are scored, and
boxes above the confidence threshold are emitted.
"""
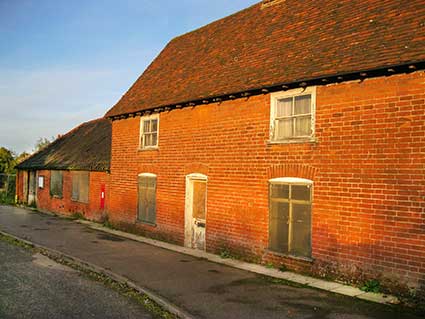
[16,170,110,222]
[109,71,424,292]
[15,171,24,202]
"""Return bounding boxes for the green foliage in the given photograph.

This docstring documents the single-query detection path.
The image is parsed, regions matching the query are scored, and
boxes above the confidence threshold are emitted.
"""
[33,137,53,153]
[15,152,30,164]
[0,232,34,251]
[102,215,115,229]
[0,147,16,174]
[69,212,85,220]
[0,192,15,205]
[278,264,288,272]
[265,262,274,269]
[361,279,381,293]
[219,248,232,259]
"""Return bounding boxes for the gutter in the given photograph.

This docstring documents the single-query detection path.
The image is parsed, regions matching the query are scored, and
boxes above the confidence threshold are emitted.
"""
[108,61,425,121]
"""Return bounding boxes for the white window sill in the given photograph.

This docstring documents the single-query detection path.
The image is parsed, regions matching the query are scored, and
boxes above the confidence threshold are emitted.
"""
[267,137,317,145]
[266,249,314,263]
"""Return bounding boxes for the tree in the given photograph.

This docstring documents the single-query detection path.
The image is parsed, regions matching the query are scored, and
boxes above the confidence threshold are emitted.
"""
[0,147,16,174]
[15,152,30,164]
[33,137,52,152]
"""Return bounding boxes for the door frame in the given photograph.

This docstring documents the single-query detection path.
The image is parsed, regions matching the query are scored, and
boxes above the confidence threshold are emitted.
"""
[184,173,208,249]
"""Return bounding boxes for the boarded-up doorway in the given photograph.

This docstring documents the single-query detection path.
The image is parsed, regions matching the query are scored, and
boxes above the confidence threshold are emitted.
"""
[185,173,207,250]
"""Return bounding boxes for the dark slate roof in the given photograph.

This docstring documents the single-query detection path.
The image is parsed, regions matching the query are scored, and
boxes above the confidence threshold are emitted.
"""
[106,0,425,118]
[16,118,111,171]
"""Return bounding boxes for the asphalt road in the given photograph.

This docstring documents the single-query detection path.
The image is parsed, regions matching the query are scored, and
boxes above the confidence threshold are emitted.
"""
[0,240,154,319]
[0,205,422,319]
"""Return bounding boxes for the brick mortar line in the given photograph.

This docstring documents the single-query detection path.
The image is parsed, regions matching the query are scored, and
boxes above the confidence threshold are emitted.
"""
[0,229,195,319]
[75,219,400,306]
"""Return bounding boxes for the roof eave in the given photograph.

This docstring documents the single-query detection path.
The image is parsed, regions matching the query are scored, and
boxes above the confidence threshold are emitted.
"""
[108,60,425,120]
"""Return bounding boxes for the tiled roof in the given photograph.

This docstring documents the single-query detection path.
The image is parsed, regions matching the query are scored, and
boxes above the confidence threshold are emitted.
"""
[16,118,111,171]
[106,0,425,117]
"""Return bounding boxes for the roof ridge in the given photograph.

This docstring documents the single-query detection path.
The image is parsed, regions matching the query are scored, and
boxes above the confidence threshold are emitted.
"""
[105,0,425,118]
[16,117,108,169]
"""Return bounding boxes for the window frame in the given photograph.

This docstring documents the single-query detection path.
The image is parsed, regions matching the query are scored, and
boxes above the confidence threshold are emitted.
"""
[139,114,159,150]
[268,177,313,260]
[137,173,157,225]
[49,170,63,198]
[269,87,316,143]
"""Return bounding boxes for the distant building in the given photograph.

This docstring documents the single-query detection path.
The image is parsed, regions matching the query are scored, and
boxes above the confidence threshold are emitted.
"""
[15,118,111,221]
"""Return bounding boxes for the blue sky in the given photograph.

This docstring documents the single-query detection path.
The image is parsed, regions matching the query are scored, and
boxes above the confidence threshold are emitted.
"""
[0,0,258,154]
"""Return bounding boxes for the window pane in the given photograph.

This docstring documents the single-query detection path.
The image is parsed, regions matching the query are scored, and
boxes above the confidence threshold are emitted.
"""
[290,203,311,258]
[151,133,158,146]
[146,176,156,188]
[143,120,150,133]
[295,116,311,136]
[269,201,289,253]
[151,119,158,132]
[276,98,292,117]
[138,176,156,224]
[276,118,293,139]
[79,171,89,203]
[50,171,63,197]
[146,178,156,223]
[270,183,289,199]
[144,134,152,147]
[72,173,79,200]
[193,181,206,220]
[291,184,311,201]
[294,95,311,115]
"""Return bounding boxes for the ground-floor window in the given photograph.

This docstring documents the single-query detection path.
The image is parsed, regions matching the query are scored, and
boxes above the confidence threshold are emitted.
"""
[50,170,63,198]
[71,171,90,203]
[269,177,312,258]
[138,173,157,224]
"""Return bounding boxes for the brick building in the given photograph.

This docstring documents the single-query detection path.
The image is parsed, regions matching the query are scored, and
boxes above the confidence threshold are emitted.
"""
[15,118,111,222]
[103,0,425,294]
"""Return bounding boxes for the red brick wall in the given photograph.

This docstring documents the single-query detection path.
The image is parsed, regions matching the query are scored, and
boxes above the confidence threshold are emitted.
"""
[22,170,110,222]
[109,71,425,291]
[16,171,24,202]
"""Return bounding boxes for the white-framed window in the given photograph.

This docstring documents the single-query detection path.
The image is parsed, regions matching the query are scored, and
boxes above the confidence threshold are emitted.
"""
[269,177,312,259]
[137,173,157,224]
[270,87,316,142]
[140,114,159,149]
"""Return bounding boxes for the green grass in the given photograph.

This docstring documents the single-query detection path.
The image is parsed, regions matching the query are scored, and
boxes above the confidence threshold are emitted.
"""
[0,191,15,205]
[69,212,85,220]
[360,279,381,293]
[0,232,34,251]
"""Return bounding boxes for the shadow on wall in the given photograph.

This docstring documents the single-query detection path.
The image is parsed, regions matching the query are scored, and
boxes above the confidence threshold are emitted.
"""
[312,222,425,301]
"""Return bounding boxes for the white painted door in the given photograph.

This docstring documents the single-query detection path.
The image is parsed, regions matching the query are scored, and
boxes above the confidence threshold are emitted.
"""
[185,174,207,250]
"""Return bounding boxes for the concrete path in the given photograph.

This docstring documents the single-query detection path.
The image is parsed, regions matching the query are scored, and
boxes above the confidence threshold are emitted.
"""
[0,205,419,319]
[0,240,154,319]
